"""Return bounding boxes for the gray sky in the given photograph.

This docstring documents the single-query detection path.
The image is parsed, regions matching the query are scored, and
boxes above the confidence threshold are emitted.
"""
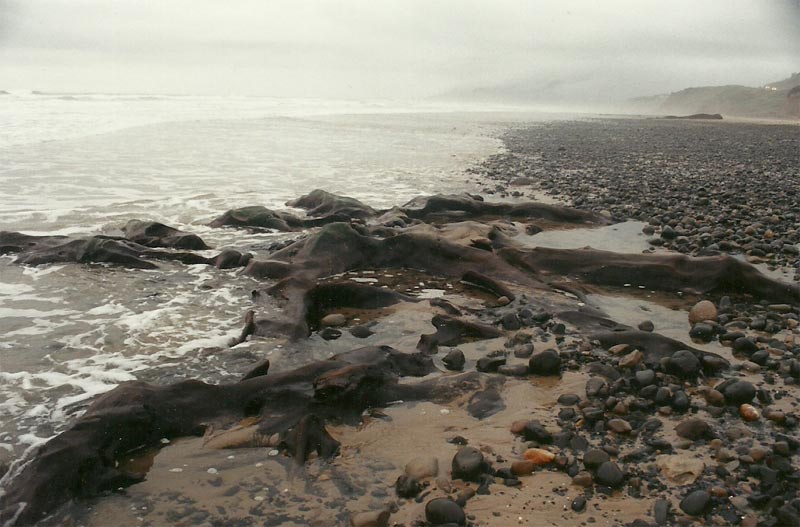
[1,0,798,100]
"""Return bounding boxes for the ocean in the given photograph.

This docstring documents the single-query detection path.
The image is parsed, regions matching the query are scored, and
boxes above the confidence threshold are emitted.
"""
[0,92,526,465]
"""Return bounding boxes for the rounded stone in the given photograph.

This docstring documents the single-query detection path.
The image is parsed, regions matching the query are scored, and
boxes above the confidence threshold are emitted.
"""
[571,495,587,512]
[528,349,561,375]
[395,475,421,498]
[451,446,484,481]
[654,498,669,525]
[557,393,581,405]
[522,421,553,443]
[476,356,505,373]
[320,327,342,340]
[638,320,655,332]
[442,349,465,371]
[635,369,656,387]
[619,350,643,369]
[522,448,555,466]
[675,418,714,441]
[583,448,610,469]
[321,313,347,327]
[667,350,700,378]
[679,490,710,516]
[689,300,717,324]
[511,460,536,476]
[425,498,466,526]
[739,404,760,422]
[595,461,624,488]
[732,337,759,355]
[607,418,632,434]
[689,323,715,342]
[572,471,593,487]
[721,380,756,405]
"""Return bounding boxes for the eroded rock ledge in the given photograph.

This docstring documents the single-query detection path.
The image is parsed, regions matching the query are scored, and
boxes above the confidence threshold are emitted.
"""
[1,189,798,527]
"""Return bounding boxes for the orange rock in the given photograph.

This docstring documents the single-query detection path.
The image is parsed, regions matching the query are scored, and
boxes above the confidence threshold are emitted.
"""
[511,460,536,476]
[739,404,760,422]
[523,448,555,465]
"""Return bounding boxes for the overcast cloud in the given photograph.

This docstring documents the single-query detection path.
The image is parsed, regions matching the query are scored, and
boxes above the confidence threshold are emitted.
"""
[1,0,798,99]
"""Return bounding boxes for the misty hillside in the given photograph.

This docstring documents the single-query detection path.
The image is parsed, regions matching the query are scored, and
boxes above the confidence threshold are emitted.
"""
[437,72,800,120]
[629,72,800,120]
[433,74,625,109]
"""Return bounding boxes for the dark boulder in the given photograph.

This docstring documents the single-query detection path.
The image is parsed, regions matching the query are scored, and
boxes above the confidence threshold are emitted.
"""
[425,498,466,526]
[122,219,210,250]
[286,189,377,219]
[717,379,756,405]
[452,446,485,482]
[595,461,624,488]
[679,490,711,516]
[528,350,561,375]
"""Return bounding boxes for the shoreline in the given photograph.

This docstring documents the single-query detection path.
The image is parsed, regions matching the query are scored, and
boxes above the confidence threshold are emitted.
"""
[1,117,799,527]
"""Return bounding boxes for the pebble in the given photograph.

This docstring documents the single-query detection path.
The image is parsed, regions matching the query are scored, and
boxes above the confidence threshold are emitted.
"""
[572,471,593,487]
[679,490,710,516]
[635,369,656,386]
[702,388,725,407]
[654,498,669,525]
[608,344,629,355]
[618,350,643,368]
[583,449,610,469]
[739,404,760,421]
[720,380,756,405]
[513,344,534,358]
[607,418,632,434]
[320,313,347,327]
[638,320,655,332]
[656,455,704,485]
[689,300,718,324]
[320,327,342,340]
[442,349,465,371]
[528,349,561,375]
[496,295,511,306]
[675,418,714,441]
[689,323,715,341]
[451,446,484,481]
[708,486,728,498]
[595,461,624,488]
[571,495,587,512]
[522,421,553,443]
[511,460,536,476]
[501,312,521,330]
[667,350,700,378]
[476,356,506,373]
[425,498,466,526]
[557,393,581,405]
[395,475,421,498]
[522,448,555,466]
